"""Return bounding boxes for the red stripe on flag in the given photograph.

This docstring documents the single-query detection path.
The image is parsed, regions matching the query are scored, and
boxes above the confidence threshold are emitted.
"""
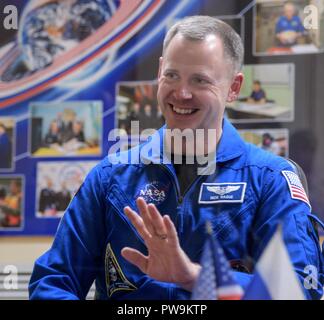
[291,190,308,199]
[291,187,309,199]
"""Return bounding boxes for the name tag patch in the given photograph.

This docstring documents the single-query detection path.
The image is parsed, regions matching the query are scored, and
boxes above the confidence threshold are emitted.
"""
[199,182,247,204]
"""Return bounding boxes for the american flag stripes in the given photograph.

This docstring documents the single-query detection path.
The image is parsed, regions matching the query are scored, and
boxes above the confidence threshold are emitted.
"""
[191,222,243,300]
[282,170,310,207]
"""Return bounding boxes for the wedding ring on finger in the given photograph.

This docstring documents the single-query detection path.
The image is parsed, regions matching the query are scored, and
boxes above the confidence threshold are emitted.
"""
[154,232,168,240]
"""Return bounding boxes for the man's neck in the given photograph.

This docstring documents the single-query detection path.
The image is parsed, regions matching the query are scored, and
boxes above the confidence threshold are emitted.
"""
[163,127,222,162]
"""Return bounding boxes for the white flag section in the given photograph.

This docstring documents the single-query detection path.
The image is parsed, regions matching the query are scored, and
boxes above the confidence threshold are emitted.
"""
[244,226,305,300]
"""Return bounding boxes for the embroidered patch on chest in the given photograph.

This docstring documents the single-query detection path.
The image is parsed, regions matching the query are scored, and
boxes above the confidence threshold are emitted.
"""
[281,170,311,207]
[136,181,168,204]
[105,243,137,297]
[199,182,247,204]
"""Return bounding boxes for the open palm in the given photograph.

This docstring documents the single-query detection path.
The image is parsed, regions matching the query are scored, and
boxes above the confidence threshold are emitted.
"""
[122,197,200,291]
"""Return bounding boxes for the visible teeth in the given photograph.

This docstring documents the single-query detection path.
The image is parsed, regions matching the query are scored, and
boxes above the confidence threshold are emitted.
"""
[173,106,195,114]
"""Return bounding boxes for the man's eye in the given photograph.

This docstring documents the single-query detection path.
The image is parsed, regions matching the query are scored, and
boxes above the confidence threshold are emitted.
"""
[193,78,208,85]
[165,72,178,80]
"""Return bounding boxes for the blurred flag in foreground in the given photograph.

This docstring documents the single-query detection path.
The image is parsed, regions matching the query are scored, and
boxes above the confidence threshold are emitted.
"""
[243,225,305,300]
[191,222,243,300]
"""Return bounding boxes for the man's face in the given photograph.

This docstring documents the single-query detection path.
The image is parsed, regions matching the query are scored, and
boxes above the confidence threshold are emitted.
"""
[73,122,82,134]
[46,178,53,189]
[157,33,242,132]
[144,104,151,114]
[284,3,295,20]
[133,103,140,113]
[10,181,19,195]
[253,83,261,91]
[51,121,59,134]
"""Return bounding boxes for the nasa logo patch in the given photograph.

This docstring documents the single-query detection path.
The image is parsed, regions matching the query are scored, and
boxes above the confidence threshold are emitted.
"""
[136,181,168,205]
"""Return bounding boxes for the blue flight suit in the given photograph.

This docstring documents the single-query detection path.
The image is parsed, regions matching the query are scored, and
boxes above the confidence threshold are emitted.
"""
[250,89,266,102]
[275,15,305,34]
[29,119,324,300]
[275,15,305,46]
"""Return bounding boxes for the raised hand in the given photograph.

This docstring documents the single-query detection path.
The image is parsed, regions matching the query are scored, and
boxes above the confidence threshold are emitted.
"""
[121,197,200,291]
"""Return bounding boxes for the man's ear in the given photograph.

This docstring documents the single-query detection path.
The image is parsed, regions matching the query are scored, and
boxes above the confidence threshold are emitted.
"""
[158,57,163,79]
[227,73,244,102]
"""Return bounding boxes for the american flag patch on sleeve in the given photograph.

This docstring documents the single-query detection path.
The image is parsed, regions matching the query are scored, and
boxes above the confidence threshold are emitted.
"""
[282,170,311,208]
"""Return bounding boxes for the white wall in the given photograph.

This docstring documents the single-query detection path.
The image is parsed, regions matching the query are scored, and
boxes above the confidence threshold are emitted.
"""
[0,237,53,269]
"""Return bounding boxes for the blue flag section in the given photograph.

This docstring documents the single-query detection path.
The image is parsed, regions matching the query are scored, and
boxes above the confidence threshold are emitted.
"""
[243,226,305,300]
[191,223,243,300]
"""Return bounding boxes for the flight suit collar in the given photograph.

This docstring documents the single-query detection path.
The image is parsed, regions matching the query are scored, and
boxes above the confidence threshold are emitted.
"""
[138,118,245,165]
[216,118,246,163]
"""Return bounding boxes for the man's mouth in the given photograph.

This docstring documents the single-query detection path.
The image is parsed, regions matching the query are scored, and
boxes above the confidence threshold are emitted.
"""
[168,103,198,115]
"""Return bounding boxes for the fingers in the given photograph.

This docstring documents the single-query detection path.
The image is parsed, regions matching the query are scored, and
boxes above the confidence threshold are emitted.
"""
[125,198,178,245]
[147,203,167,237]
[136,197,155,235]
[163,215,179,247]
[121,247,148,273]
[123,206,151,241]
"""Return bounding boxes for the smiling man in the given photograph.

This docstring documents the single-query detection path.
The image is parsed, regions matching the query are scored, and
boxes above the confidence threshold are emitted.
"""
[29,16,323,300]
[158,20,242,159]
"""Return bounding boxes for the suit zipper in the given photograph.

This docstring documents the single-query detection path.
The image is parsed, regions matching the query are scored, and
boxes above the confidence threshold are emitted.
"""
[158,164,183,205]
[158,164,206,204]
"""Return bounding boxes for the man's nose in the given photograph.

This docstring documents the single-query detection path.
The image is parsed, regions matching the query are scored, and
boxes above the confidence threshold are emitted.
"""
[173,84,192,100]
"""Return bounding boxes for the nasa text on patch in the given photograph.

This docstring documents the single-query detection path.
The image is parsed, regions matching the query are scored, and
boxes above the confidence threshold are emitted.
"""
[199,182,247,204]
[136,181,167,205]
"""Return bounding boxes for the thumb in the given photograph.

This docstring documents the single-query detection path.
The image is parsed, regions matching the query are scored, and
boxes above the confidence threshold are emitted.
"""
[121,247,148,273]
